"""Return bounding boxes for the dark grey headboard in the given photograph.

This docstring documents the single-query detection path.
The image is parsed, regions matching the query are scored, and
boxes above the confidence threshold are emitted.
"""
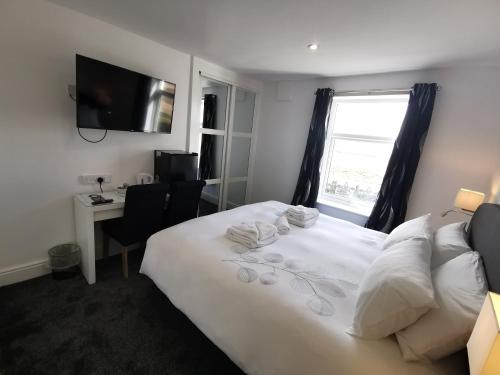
[468,203,500,292]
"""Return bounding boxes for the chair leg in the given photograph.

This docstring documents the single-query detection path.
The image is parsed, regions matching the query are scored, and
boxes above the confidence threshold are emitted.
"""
[121,247,129,279]
[102,234,110,258]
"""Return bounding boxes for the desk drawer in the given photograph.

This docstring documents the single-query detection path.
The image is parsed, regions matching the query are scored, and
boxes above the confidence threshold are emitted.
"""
[94,208,124,222]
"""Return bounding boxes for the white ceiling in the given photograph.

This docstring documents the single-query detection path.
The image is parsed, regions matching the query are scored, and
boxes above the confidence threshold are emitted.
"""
[49,0,500,79]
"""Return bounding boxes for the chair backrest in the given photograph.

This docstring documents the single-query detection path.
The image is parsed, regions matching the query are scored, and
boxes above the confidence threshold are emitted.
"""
[122,183,170,242]
[164,180,207,227]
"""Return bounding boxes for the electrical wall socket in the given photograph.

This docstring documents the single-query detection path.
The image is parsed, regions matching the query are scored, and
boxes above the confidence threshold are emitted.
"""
[79,174,112,185]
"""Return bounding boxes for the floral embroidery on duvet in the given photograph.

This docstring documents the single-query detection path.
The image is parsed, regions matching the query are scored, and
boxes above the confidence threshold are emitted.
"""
[223,244,358,317]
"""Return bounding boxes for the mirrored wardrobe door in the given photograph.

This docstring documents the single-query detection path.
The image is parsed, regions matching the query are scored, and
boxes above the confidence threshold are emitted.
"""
[232,87,256,133]
[223,87,256,210]
[200,77,229,131]
[198,77,230,216]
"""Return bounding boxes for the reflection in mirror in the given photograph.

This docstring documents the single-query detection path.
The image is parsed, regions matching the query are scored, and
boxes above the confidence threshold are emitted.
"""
[233,88,256,133]
[227,181,247,209]
[229,137,251,177]
[199,184,220,216]
[199,134,224,180]
[201,93,217,130]
[143,80,176,133]
[200,78,228,130]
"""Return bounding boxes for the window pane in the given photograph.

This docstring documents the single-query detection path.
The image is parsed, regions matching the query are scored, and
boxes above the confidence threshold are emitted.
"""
[321,139,394,214]
[332,96,408,138]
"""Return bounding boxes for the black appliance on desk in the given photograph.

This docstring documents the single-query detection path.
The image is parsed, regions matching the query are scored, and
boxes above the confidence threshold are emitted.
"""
[154,150,198,184]
[153,150,204,229]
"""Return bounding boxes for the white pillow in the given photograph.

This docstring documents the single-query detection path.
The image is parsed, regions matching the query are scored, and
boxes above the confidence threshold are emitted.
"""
[383,214,432,250]
[349,237,436,339]
[431,222,471,269]
[396,251,487,361]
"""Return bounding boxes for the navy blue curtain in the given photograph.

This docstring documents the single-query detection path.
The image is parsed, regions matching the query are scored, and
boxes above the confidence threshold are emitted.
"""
[199,94,216,180]
[291,88,335,207]
[365,83,438,232]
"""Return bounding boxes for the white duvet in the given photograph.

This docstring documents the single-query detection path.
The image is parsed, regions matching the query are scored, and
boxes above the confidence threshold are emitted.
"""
[140,201,466,375]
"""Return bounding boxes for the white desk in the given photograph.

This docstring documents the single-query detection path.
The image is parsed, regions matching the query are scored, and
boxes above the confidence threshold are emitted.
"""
[74,192,125,284]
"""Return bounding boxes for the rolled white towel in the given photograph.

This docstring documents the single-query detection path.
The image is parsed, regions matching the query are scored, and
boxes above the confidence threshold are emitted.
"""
[286,205,319,221]
[256,231,279,247]
[255,221,278,241]
[288,215,318,228]
[275,215,290,235]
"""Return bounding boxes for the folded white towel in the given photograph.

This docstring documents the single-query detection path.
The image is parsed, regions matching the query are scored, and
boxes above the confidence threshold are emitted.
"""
[255,221,277,241]
[226,231,279,249]
[227,222,259,242]
[285,205,319,228]
[288,215,318,228]
[275,215,290,235]
[286,205,320,221]
[226,221,279,249]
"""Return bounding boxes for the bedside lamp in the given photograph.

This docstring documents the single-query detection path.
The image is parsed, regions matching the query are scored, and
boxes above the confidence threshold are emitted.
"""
[455,189,486,212]
[467,292,500,375]
[441,188,485,217]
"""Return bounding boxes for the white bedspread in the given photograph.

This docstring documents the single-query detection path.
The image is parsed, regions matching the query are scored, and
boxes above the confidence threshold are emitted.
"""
[140,201,466,375]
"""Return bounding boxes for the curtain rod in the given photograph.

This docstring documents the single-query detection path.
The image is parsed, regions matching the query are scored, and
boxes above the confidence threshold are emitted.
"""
[318,86,442,96]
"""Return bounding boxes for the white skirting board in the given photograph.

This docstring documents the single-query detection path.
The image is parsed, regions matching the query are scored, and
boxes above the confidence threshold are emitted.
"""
[0,259,50,287]
[0,242,142,287]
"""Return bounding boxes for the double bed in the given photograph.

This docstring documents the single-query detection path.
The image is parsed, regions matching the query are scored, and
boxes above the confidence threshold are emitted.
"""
[140,200,498,375]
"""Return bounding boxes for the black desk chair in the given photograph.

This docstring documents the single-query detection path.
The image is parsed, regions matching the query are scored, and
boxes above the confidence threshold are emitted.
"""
[163,180,206,228]
[102,184,169,278]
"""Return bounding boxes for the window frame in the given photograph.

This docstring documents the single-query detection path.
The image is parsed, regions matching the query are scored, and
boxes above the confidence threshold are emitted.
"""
[318,94,409,216]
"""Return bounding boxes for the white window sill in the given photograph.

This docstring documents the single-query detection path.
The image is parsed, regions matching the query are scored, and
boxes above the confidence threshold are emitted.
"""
[317,198,371,218]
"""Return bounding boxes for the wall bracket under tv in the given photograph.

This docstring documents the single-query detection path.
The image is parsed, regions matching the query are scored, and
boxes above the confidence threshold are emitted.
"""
[74,54,176,136]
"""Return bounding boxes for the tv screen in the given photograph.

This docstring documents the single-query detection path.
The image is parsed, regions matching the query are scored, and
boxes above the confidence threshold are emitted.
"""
[76,54,175,133]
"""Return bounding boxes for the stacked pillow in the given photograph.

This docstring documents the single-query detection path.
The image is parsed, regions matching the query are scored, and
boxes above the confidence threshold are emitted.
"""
[350,216,488,362]
[396,251,487,360]
[349,214,434,339]
[431,221,470,268]
[382,213,432,250]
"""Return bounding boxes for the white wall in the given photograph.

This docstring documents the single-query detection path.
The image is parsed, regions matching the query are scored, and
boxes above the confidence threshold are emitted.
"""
[252,79,320,202]
[252,66,500,228]
[0,0,192,280]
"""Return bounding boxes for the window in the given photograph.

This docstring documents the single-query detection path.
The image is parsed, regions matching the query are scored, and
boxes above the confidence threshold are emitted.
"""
[318,94,409,216]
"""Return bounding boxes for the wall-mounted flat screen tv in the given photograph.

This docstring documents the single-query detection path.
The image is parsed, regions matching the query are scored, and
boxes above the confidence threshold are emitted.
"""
[76,54,176,133]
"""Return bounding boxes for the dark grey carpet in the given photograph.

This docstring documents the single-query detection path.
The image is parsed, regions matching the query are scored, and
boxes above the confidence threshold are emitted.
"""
[0,250,245,375]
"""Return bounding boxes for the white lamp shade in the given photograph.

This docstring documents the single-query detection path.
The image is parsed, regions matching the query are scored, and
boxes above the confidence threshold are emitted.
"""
[467,292,500,375]
[454,189,485,212]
